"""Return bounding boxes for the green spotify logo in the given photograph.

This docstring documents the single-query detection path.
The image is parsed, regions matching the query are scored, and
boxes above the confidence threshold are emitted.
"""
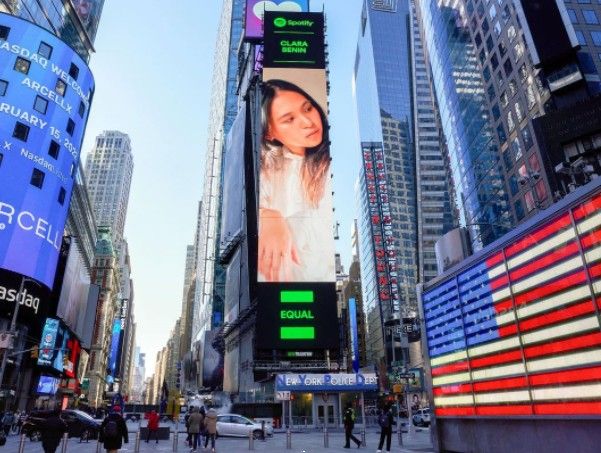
[274,17,287,28]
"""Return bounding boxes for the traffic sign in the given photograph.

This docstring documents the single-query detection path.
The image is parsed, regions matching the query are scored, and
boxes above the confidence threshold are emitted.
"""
[276,391,291,401]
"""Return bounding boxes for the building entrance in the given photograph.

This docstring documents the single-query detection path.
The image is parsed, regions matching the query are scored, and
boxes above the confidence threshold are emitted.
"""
[314,393,338,427]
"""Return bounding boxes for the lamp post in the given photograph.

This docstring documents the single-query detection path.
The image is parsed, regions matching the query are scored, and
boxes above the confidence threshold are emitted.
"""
[384,316,403,447]
[0,276,42,405]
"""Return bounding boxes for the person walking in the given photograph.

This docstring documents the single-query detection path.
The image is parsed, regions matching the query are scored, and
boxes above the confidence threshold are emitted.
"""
[187,407,203,452]
[376,405,395,453]
[100,405,128,453]
[343,404,361,448]
[145,409,160,443]
[40,408,68,453]
[184,412,192,447]
[1,411,14,436]
[203,407,218,452]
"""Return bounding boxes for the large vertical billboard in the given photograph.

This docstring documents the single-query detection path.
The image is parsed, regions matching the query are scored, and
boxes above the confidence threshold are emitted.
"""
[0,14,95,288]
[422,186,601,417]
[244,0,309,42]
[255,11,337,350]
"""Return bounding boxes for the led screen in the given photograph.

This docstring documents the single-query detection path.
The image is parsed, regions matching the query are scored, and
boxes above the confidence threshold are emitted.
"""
[107,318,122,378]
[244,0,309,41]
[37,375,59,395]
[0,14,95,288]
[38,317,59,366]
[423,189,601,417]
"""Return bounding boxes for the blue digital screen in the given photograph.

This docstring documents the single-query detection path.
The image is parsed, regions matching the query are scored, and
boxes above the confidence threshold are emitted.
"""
[37,375,59,394]
[38,317,59,366]
[0,13,95,288]
[107,318,122,377]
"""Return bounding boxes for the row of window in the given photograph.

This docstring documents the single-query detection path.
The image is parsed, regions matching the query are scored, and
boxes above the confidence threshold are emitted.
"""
[0,153,66,205]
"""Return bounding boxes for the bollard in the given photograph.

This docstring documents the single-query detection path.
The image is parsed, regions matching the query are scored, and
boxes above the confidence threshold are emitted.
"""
[134,430,141,453]
[96,438,102,453]
[398,420,404,447]
[172,428,178,452]
[361,428,366,447]
[61,432,69,453]
[261,420,266,441]
[248,429,254,450]
[323,426,329,448]
[17,433,26,453]
[286,427,292,449]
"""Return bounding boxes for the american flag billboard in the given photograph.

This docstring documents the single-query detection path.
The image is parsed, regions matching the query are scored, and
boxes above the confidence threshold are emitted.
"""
[422,189,601,417]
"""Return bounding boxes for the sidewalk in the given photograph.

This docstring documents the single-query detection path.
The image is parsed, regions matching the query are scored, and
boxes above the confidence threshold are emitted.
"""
[1,427,435,452]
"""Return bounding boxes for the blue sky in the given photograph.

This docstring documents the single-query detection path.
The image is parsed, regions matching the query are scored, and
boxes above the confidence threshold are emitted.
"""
[82,0,364,367]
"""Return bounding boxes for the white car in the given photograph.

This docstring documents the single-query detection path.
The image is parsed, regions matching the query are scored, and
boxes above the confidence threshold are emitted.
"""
[216,414,274,438]
[412,408,431,427]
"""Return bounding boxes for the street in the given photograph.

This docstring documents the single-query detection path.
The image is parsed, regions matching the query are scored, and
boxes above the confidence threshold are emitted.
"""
[0,425,434,453]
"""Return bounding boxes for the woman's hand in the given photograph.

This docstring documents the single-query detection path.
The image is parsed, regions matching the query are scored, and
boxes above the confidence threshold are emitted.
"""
[259,208,300,281]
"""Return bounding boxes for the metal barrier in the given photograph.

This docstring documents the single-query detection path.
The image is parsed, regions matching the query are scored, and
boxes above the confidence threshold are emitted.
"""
[17,434,26,453]
[286,427,292,449]
[249,429,254,450]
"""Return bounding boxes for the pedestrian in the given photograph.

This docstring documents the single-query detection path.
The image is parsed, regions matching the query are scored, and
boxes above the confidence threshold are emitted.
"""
[343,404,361,448]
[376,405,395,453]
[40,408,68,453]
[1,411,14,436]
[187,407,203,452]
[145,409,160,443]
[203,406,218,452]
[184,411,192,447]
[100,405,128,453]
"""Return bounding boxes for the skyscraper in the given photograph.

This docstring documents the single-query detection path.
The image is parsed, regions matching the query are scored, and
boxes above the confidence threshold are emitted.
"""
[353,0,452,365]
[84,130,134,243]
[192,0,244,347]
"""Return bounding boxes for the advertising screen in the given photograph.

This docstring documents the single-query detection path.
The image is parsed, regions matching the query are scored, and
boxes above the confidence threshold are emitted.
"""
[36,375,59,394]
[255,11,337,351]
[244,0,309,42]
[0,14,95,288]
[107,318,122,378]
[38,317,59,366]
[51,324,69,372]
[422,188,601,417]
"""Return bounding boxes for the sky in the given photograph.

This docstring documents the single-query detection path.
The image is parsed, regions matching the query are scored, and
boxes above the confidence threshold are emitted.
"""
[81,0,365,371]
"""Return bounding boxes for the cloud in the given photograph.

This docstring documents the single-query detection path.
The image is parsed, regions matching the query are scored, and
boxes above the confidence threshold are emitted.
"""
[253,1,303,20]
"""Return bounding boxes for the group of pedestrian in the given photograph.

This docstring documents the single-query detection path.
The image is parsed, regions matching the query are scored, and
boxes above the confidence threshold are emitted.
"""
[184,405,218,452]
[343,403,396,453]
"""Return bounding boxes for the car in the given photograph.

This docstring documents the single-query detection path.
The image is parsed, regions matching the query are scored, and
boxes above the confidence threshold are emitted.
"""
[22,409,101,442]
[412,408,431,427]
[216,413,274,439]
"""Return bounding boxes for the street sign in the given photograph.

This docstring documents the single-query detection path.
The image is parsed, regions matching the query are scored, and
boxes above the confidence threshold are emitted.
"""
[396,373,415,380]
[276,391,291,401]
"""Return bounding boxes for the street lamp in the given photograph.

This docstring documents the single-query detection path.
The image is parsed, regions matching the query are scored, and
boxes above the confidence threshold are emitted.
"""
[384,316,403,447]
[0,276,42,403]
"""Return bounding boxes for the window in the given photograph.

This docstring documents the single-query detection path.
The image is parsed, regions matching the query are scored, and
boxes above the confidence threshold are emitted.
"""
[502,5,511,23]
[504,58,513,76]
[78,101,85,118]
[577,0,592,4]
[482,18,490,34]
[529,153,541,173]
[38,41,52,59]
[584,9,599,23]
[69,63,79,80]
[509,79,517,96]
[494,21,502,36]
[483,65,491,81]
[499,40,508,58]
[576,30,587,45]
[48,140,60,159]
[522,127,534,149]
[578,52,597,73]
[497,124,507,143]
[30,168,45,188]
[33,96,48,114]
[0,80,7,96]
[515,102,523,122]
[500,91,509,107]
[515,199,525,220]
[568,9,578,23]
[58,187,66,205]
[507,25,516,42]
[535,179,548,201]
[514,41,524,59]
[475,32,483,47]
[509,174,519,194]
[518,63,528,81]
[527,83,537,109]
[492,103,501,120]
[55,79,67,97]
[592,31,601,46]
[486,35,494,51]
[66,118,75,136]
[511,136,523,160]
[14,57,30,74]
[491,53,499,69]
[13,122,29,141]
[507,111,515,132]
[0,26,9,40]
[488,84,496,101]
[525,191,536,212]
[489,4,497,19]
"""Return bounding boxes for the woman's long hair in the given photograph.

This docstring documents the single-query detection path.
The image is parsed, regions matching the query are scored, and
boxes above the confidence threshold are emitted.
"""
[261,79,330,208]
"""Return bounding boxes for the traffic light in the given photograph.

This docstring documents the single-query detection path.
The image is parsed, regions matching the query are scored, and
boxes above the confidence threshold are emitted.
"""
[30,345,39,359]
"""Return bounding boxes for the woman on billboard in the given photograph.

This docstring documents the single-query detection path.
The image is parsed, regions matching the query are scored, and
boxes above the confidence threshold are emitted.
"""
[259,78,334,282]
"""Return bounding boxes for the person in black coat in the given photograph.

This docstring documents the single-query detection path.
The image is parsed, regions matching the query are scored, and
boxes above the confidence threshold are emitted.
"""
[376,405,395,453]
[41,409,68,453]
[343,405,361,448]
[100,406,128,453]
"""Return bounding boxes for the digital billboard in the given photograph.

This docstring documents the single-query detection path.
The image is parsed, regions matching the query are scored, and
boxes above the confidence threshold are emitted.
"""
[422,188,601,417]
[38,317,59,367]
[0,14,95,288]
[107,318,122,379]
[255,11,338,351]
[244,0,309,42]
[36,375,59,394]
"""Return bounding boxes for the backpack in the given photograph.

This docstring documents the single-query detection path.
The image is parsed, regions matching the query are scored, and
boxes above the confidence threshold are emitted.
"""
[104,419,119,438]
[378,412,390,429]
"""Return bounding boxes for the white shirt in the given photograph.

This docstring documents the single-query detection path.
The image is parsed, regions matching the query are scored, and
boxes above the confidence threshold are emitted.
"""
[259,148,335,282]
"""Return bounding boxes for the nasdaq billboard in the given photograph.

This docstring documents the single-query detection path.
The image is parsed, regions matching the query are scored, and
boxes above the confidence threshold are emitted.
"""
[255,12,337,350]
[0,14,95,288]
[422,187,601,417]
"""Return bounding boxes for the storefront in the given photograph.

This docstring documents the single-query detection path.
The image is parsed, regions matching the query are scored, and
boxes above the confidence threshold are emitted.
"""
[276,373,378,428]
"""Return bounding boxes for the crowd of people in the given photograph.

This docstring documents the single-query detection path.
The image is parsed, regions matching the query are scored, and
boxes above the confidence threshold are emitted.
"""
[183,405,218,452]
